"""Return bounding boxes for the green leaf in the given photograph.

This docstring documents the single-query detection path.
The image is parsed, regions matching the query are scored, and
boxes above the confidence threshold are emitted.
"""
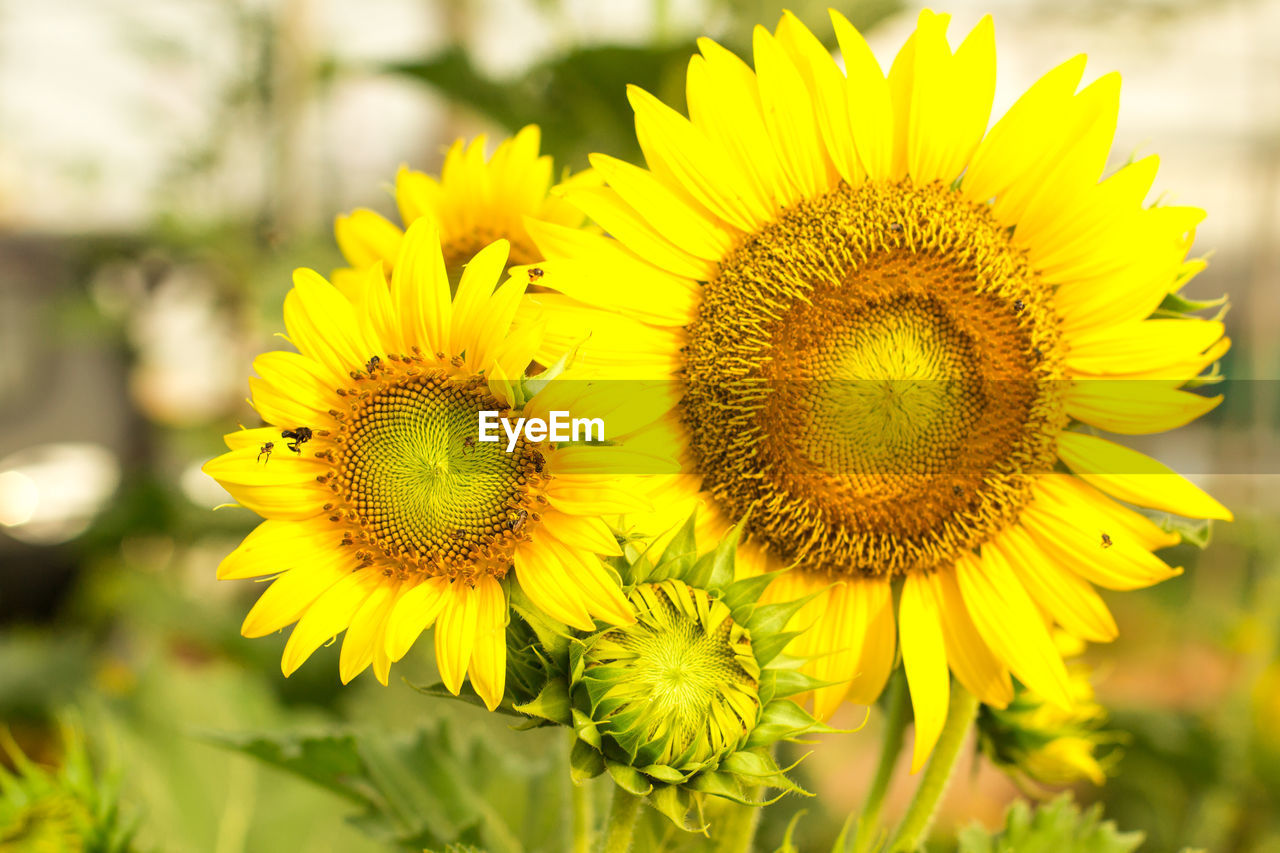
[204,724,553,853]
[956,795,1144,853]
[386,44,694,168]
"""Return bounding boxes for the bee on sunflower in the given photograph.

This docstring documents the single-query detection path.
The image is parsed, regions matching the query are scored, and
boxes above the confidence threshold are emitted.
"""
[203,221,662,708]
[518,7,1231,773]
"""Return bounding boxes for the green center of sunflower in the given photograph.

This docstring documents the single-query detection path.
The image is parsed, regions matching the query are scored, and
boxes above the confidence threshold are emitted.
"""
[579,580,761,770]
[317,360,545,580]
[683,181,1067,578]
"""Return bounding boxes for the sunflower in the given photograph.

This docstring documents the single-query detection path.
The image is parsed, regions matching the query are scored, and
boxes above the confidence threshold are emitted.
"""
[333,125,597,293]
[203,221,642,708]
[519,9,1232,769]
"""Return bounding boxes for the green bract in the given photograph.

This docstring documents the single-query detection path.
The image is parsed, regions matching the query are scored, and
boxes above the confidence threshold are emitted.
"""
[505,513,837,832]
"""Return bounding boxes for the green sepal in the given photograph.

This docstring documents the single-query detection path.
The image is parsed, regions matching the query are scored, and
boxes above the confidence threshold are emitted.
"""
[744,585,826,638]
[508,585,572,659]
[648,513,699,581]
[570,708,602,750]
[649,784,705,834]
[747,629,804,669]
[569,738,605,783]
[520,335,586,400]
[759,666,833,702]
[605,761,654,796]
[745,699,833,748]
[637,764,690,784]
[512,679,572,725]
[720,569,789,617]
[1154,289,1227,321]
[685,511,750,591]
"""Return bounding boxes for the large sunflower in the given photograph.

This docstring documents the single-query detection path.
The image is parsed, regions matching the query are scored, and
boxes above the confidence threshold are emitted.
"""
[333,124,596,291]
[519,9,1232,768]
[203,221,640,708]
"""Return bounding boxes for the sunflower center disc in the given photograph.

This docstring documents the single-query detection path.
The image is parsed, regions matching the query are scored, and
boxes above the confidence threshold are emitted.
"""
[331,369,541,578]
[683,181,1068,578]
[583,581,761,768]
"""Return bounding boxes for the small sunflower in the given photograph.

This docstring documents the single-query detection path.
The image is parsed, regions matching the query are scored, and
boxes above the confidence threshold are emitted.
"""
[521,9,1231,768]
[203,221,643,707]
[333,125,596,291]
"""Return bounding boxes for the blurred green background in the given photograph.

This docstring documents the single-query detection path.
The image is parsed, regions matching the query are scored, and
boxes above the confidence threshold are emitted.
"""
[1,0,1278,850]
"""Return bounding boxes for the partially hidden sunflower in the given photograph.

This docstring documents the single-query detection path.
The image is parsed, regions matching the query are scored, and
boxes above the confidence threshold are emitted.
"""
[519,9,1232,769]
[203,221,644,707]
[333,124,597,292]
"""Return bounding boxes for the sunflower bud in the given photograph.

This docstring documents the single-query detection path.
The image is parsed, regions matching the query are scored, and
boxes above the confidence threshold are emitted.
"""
[578,580,762,771]
[977,663,1119,788]
[506,512,836,832]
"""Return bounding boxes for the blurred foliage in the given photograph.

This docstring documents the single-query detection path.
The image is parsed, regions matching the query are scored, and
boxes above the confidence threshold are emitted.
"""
[206,723,563,852]
[956,796,1143,853]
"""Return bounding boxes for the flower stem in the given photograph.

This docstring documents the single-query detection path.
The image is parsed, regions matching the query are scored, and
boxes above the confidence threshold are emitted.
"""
[601,787,642,853]
[713,791,763,853]
[852,671,909,853]
[570,738,593,853]
[888,683,980,852]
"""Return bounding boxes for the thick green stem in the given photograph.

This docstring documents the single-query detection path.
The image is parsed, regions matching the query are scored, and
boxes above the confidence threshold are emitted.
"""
[570,737,593,853]
[713,793,763,853]
[852,671,910,853]
[888,684,980,852]
[601,787,642,853]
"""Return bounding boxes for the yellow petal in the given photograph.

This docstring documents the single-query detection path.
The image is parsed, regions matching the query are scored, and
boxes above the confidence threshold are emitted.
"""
[538,510,623,556]
[240,555,349,638]
[282,570,377,677]
[217,519,334,581]
[955,550,1071,709]
[685,43,784,226]
[202,446,328,521]
[339,581,397,684]
[451,238,510,362]
[513,542,594,631]
[1066,319,1225,379]
[467,576,508,711]
[434,581,478,696]
[1065,380,1220,434]
[753,25,831,199]
[929,570,1011,708]
[335,208,403,269]
[1057,431,1232,521]
[589,152,739,254]
[908,15,995,184]
[565,185,719,279]
[831,10,894,181]
[775,10,861,185]
[963,54,1087,204]
[899,572,951,773]
[284,269,378,385]
[391,218,452,356]
[995,527,1118,643]
[384,577,450,662]
[1020,499,1181,591]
